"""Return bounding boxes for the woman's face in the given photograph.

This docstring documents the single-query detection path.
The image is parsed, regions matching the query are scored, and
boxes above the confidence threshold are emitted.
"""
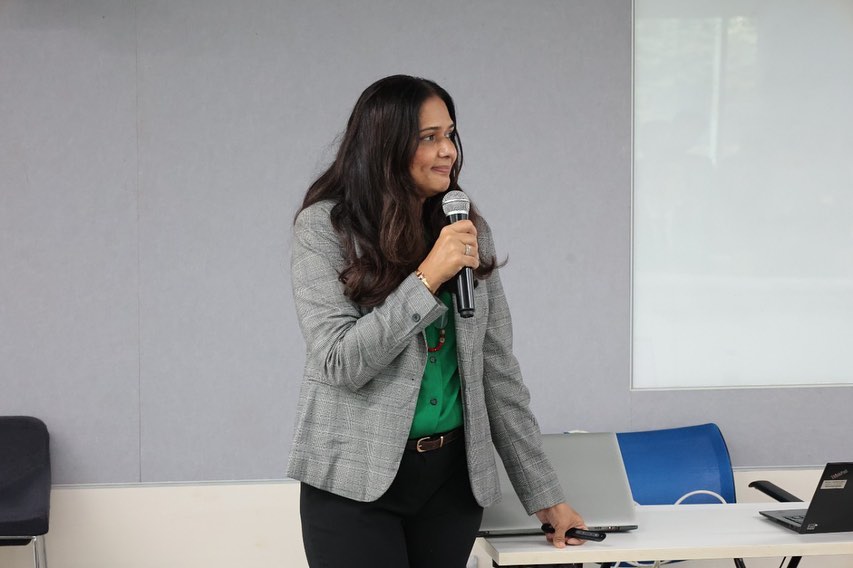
[410,96,457,200]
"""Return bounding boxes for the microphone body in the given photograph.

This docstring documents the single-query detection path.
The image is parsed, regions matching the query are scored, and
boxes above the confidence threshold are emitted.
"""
[442,191,475,318]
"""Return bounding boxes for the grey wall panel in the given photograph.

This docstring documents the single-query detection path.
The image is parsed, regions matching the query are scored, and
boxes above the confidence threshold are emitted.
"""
[466,2,635,437]
[629,388,853,468]
[133,0,634,481]
[0,0,140,483]
[2,0,850,484]
[135,1,305,481]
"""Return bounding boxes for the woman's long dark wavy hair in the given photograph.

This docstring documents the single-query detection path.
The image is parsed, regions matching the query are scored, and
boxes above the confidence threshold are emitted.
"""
[297,75,497,307]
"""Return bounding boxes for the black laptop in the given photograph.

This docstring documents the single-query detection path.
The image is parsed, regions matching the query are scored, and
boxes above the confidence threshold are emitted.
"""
[760,462,853,534]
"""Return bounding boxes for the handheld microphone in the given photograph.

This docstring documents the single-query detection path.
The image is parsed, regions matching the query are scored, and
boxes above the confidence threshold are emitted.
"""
[441,190,474,318]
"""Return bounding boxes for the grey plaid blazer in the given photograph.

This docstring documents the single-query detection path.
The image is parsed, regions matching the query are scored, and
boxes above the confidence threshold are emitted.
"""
[286,200,564,514]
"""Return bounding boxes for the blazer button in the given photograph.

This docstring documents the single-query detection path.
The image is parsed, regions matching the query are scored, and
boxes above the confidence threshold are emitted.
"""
[412,313,421,322]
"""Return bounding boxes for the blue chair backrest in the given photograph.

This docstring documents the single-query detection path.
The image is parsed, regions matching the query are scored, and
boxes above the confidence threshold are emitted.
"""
[616,423,736,505]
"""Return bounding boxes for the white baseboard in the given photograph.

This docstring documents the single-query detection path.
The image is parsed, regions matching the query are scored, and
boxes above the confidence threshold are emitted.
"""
[0,480,308,568]
[1,469,850,568]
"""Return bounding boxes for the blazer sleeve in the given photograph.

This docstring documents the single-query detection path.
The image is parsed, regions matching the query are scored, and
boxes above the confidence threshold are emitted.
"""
[291,202,446,392]
[477,220,565,515]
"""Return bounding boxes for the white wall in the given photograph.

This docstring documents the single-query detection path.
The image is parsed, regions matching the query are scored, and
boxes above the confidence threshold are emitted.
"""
[1,469,850,568]
[633,0,853,390]
[1,481,307,568]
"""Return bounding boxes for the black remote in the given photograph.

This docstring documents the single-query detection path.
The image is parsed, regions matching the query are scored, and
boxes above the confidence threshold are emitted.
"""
[541,524,607,542]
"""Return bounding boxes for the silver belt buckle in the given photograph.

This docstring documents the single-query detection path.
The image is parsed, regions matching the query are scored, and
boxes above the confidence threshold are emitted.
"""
[416,434,444,453]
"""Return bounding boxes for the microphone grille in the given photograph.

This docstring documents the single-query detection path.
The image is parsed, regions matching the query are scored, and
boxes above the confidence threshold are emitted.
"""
[442,190,470,216]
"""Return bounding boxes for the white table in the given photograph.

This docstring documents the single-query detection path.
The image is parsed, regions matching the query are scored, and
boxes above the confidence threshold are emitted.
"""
[479,503,853,566]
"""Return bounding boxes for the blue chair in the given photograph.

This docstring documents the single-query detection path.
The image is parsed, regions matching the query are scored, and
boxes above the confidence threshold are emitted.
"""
[0,416,51,568]
[618,423,736,507]
[602,423,743,568]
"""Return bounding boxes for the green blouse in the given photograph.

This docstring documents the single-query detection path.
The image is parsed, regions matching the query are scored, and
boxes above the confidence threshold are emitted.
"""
[409,291,464,438]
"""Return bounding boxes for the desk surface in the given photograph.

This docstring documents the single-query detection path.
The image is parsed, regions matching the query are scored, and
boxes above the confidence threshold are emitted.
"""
[479,503,853,566]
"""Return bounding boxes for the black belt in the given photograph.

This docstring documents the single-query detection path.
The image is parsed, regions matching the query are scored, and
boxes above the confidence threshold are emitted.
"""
[406,427,462,453]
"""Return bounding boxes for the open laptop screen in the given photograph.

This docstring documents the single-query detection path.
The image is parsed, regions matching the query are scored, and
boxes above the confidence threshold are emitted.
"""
[479,432,637,536]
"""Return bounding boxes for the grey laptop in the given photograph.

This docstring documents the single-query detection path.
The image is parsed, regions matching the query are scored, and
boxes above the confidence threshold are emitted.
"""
[478,432,638,536]
[760,462,853,534]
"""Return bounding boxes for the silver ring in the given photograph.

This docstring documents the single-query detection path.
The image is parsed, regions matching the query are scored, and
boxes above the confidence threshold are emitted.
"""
[464,244,472,256]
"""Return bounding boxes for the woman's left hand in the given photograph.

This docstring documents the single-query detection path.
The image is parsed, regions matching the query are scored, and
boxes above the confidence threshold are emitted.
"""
[534,502,588,548]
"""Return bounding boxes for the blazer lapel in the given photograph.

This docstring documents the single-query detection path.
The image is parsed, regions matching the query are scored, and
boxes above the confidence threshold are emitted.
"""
[453,293,478,383]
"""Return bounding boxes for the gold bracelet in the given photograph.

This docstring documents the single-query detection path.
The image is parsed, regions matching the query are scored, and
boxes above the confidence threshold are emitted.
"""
[415,270,434,294]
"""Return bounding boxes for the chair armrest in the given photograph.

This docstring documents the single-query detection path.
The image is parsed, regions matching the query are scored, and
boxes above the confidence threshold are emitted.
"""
[748,480,803,503]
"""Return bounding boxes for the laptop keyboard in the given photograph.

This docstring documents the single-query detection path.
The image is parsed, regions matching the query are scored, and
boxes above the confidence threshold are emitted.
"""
[784,514,805,525]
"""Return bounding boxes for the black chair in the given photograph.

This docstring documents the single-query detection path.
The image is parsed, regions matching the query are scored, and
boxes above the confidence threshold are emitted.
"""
[0,416,51,568]
[748,479,804,568]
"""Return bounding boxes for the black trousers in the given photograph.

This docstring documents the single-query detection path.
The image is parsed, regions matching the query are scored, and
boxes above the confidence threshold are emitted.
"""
[300,436,484,567]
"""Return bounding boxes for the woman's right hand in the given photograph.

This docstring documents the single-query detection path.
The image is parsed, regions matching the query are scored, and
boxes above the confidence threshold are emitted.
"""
[417,220,480,293]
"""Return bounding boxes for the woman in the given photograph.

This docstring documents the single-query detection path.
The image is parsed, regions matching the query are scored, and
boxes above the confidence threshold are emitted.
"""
[288,75,586,567]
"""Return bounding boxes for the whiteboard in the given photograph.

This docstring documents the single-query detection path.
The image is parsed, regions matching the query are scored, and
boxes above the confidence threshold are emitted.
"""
[632,0,853,388]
